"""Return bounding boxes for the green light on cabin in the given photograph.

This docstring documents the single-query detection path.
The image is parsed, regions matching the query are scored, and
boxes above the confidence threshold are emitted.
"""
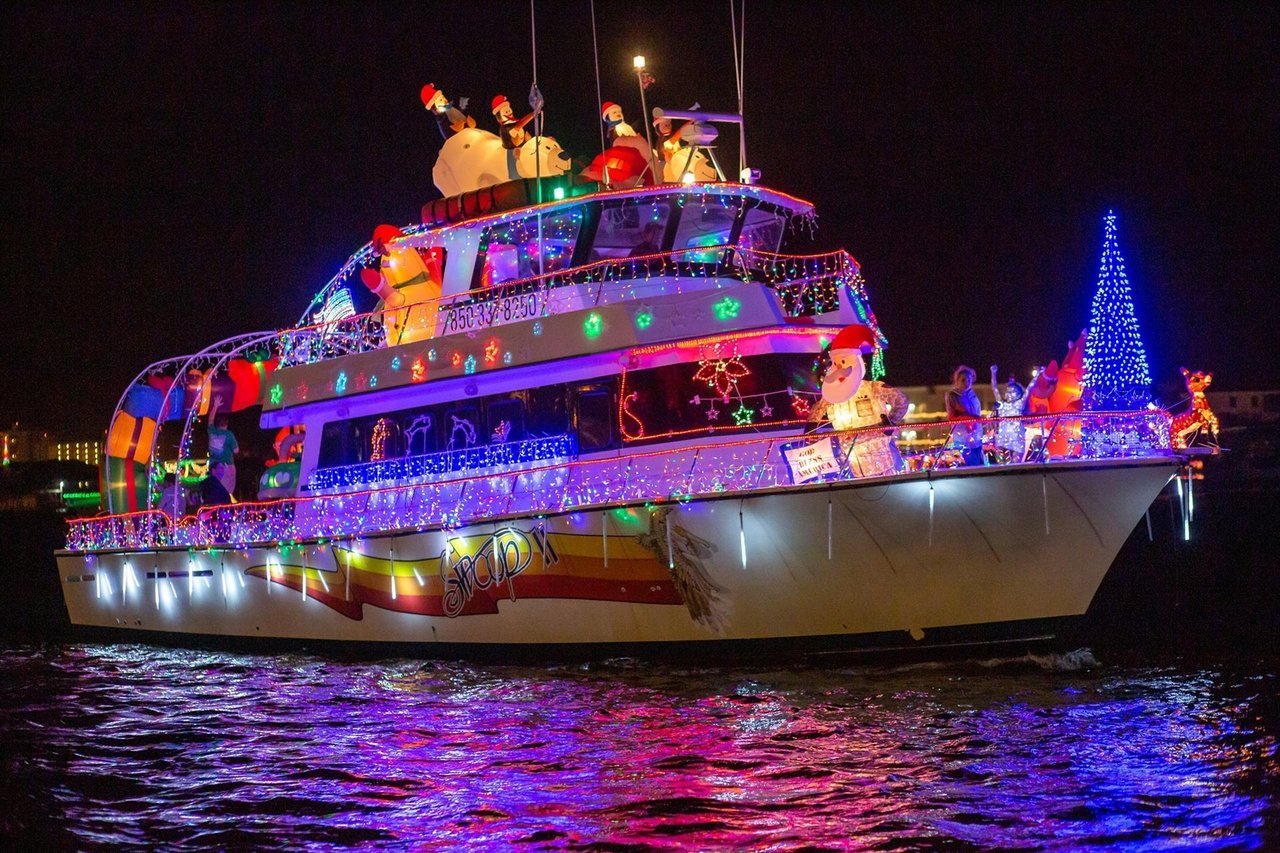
[552,186,566,200]
[584,312,603,338]
[713,297,741,321]
[635,309,654,330]
[269,384,283,405]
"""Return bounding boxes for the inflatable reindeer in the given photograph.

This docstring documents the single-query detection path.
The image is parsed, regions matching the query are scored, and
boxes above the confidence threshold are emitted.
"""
[1170,367,1220,449]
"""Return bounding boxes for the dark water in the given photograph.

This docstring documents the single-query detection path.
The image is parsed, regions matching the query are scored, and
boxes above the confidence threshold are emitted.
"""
[2,644,1277,851]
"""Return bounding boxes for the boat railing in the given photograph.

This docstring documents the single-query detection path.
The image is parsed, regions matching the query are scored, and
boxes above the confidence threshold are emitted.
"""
[66,410,1174,552]
[276,248,860,369]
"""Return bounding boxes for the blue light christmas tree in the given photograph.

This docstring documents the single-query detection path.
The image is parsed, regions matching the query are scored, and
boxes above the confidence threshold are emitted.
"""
[1082,210,1153,410]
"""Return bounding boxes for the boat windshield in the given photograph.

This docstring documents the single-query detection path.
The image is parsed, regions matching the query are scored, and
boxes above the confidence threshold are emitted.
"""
[476,208,584,288]
[737,205,787,254]
[588,198,675,262]
[672,197,740,262]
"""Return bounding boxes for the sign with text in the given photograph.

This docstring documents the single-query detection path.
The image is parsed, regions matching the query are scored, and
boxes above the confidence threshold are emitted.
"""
[782,437,845,484]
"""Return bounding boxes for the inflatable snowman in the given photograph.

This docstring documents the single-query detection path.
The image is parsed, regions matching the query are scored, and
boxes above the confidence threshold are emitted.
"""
[360,224,443,346]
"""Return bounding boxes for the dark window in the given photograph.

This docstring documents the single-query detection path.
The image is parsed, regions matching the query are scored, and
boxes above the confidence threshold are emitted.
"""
[575,386,616,452]
[443,405,482,450]
[486,397,526,443]
[1264,395,1280,413]
[622,352,819,442]
[403,412,437,456]
[527,385,569,437]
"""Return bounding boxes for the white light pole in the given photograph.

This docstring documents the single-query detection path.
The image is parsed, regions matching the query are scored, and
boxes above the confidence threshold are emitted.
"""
[633,55,654,155]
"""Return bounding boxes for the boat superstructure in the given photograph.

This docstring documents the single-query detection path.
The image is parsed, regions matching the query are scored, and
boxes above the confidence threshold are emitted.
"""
[57,177,1180,659]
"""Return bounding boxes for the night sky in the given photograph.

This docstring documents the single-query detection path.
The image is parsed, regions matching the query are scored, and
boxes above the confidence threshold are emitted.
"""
[2,2,1275,435]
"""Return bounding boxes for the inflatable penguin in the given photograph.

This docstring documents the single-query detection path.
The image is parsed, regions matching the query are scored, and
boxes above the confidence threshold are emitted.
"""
[601,102,637,141]
[359,224,443,346]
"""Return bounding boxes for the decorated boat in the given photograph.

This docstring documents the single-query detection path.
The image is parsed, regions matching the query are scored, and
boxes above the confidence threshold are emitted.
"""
[56,89,1187,660]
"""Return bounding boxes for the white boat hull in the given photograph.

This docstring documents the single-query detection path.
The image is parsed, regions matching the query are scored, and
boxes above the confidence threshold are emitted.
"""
[57,460,1174,657]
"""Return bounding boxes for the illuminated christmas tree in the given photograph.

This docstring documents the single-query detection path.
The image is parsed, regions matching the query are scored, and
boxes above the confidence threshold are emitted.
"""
[1082,210,1152,410]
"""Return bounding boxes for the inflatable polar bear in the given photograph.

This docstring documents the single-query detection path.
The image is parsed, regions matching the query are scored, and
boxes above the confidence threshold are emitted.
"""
[432,127,572,197]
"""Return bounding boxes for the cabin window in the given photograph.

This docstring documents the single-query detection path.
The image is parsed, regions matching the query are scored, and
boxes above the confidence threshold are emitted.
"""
[621,352,818,442]
[403,412,437,456]
[526,385,570,437]
[588,199,673,262]
[486,397,526,444]
[737,206,786,254]
[575,386,616,452]
[442,405,481,450]
[671,197,740,263]
[476,209,584,290]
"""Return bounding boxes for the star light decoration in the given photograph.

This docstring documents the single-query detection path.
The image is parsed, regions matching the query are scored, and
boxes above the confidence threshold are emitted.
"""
[713,297,741,321]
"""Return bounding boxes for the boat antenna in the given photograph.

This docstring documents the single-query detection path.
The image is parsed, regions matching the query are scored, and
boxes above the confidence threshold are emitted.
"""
[530,0,542,203]
[530,0,545,275]
[729,0,746,176]
[590,0,607,184]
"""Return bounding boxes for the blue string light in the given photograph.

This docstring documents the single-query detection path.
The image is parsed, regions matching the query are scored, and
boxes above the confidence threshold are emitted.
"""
[1082,210,1153,411]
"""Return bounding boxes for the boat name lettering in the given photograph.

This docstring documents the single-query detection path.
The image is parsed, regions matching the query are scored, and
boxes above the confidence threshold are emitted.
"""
[440,526,539,617]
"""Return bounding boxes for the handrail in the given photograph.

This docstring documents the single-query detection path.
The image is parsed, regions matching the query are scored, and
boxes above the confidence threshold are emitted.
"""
[67,410,1174,552]
[275,248,864,369]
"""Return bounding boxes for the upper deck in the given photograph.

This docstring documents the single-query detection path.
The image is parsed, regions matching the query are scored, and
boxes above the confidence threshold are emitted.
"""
[267,182,871,417]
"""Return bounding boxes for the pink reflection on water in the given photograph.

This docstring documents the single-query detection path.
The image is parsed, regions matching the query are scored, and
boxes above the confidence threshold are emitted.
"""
[1,646,1272,850]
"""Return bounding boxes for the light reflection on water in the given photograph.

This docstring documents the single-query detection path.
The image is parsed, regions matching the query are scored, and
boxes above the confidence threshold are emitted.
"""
[1,644,1276,850]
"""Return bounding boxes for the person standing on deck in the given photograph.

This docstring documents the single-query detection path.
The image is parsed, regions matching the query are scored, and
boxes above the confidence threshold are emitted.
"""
[945,366,984,466]
[207,395,239,498]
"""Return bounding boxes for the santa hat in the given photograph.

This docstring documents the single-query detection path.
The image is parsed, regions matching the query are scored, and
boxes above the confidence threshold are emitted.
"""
[601,101,619,117]
[828,323,877,354]
[491,94,509,114]
[371,224,403,252]
[419,84,440,107]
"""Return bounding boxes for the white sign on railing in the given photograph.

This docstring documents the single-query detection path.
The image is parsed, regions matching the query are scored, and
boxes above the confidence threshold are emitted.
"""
[782,438,843,484]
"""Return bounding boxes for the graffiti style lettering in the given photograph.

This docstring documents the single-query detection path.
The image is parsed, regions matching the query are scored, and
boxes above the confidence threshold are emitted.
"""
[440,526,558,617]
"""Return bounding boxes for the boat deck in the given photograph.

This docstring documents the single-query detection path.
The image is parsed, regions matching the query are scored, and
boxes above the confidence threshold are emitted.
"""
[67,410,1176,553]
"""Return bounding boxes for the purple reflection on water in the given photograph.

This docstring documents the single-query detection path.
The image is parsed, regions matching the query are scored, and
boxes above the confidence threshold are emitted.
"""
[0,645,1275,849]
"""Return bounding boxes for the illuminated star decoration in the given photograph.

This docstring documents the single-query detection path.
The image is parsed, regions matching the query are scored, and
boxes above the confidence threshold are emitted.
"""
[484,339,500,364]
[732,404,755,425]
[713,297,741,321]
[692,355,750,397]
[269,384,283,405]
